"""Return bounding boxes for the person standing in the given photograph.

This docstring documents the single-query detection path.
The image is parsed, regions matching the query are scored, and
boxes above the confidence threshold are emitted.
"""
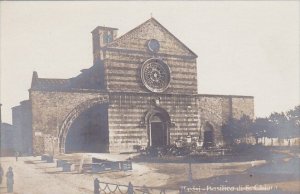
[6,166,14,193]
[15,151,19,162]
[0,164,3,184]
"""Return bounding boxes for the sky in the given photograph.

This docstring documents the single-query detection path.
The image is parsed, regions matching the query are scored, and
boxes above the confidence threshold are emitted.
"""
[0,1,299,123]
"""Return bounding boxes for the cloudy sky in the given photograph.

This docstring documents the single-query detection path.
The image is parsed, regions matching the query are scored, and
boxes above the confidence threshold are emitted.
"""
[0,1,299,123]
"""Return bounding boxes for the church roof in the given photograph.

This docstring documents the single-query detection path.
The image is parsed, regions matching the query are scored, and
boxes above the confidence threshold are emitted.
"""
[31,78,71,91]
[107,17,198,58]
[29,66,105,92]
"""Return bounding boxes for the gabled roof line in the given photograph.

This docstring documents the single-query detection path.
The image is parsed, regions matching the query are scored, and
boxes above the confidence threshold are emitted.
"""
[151,18,198,58]
[107,17,198,58]
[106,18,152,47]
[37,78,69,81]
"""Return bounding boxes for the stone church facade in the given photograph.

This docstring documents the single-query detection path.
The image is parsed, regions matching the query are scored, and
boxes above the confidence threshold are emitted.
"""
[27,18,254,155]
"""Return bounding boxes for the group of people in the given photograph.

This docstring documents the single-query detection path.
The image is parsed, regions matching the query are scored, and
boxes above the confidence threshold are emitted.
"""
[0,164,14,193]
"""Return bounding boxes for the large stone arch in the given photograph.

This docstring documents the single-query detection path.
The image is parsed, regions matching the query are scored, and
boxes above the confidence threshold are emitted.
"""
[58,96,109,153]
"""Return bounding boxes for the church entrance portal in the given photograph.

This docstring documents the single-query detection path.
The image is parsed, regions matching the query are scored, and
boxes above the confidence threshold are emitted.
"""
[149,114,168,147]
[64,104,109,153]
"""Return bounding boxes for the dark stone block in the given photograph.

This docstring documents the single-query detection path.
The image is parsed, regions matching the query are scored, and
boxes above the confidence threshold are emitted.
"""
[62,162,73,172]
[57,160,67,167]
[46,156,54,163]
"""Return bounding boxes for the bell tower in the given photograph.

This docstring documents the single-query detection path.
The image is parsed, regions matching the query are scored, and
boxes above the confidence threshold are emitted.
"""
[91,26,118,64]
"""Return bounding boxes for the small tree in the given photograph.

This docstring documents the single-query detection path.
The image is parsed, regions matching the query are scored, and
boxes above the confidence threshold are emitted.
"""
[268,112,291,139]
[286,105,300,138]
[251,118,270,144]
[221,115,253,145]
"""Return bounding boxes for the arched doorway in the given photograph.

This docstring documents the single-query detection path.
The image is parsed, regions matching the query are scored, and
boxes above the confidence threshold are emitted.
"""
[145,108,170,147]
[149,114,168,147]
[203,122,214,148]
[64,104,108,153]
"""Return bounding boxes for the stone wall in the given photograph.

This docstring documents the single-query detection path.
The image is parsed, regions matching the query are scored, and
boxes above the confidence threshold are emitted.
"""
[12,105,22,152]
[107,19,196,57]
[92,19,198,95]
[104,52,197,94]
[30,89,254,154]
[30,89,108,155]
[197,95,254,146]
[1,123,15,156]
[108,92,200,153]
[232,97,255,119]
[11,100,32,154]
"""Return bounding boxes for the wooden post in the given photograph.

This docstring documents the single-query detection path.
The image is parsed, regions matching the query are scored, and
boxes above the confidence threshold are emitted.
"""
[94,178,100,194]
[127,182,134,194]
[188,160,193,185]
[78,155,84,173]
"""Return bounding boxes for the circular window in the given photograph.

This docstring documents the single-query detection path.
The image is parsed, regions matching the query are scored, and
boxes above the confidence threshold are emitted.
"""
[147,39,160,53]
[141,58,171,93]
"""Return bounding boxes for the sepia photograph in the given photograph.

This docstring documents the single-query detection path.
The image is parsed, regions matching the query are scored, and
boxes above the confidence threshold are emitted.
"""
[0,1,299,194]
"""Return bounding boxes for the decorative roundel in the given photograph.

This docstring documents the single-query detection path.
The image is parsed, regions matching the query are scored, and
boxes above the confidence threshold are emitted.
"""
[141,58,171,93]
[147,39,160,53]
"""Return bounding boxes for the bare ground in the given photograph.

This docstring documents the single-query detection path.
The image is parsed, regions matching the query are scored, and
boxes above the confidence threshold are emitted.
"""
[0,151,299,194]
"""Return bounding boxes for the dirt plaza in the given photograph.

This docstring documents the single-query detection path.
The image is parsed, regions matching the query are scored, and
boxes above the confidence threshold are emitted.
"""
[0,149,299,194]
